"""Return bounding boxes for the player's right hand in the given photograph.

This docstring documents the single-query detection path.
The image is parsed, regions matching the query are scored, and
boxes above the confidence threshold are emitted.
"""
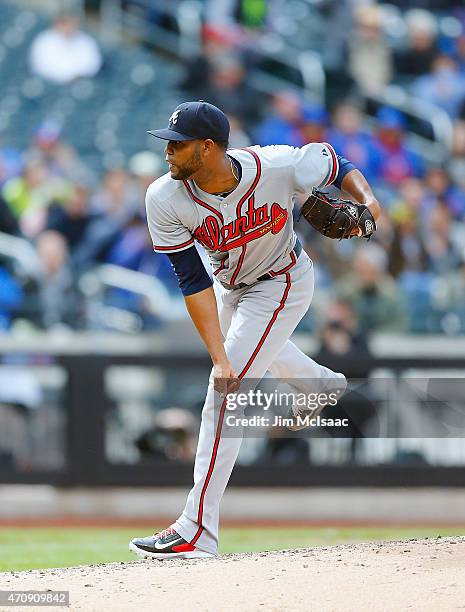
[213,360,240,396]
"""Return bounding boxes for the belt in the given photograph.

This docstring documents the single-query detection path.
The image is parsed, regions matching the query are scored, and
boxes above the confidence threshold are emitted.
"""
[220,238,302,290]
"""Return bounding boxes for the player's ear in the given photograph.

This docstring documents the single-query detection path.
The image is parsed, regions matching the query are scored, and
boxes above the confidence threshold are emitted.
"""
[202,139,215,156]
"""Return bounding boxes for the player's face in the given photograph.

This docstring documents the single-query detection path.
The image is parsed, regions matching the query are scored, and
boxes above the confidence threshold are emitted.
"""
[165,140,203,180]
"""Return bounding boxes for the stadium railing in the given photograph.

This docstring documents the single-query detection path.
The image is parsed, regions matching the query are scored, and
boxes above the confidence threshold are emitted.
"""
[1,334,465,488]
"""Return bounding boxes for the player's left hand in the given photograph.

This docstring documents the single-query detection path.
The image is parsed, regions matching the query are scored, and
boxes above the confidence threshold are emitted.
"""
[299,188,376,240]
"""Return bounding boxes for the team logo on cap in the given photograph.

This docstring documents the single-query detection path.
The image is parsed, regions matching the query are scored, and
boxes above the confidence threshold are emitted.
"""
[169,110,181,126]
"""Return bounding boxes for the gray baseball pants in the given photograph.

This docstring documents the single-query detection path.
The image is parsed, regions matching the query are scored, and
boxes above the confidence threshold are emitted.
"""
[173,251,340,554]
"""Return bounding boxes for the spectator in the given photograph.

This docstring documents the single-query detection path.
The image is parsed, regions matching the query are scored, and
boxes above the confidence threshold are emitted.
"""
[179,24,238,96]
[315,299,371,378]
[235,0,267,31]
[128,150,163,204]
[106,154,178,292]
[29,12,102,84]
[328,102,381,182]
[47,183,94,251]
[432,257,465,332]
[0,137,22,186]
[27,121,92,183]
[348,5,392,96]
[227,114,251,148]
[91,168,139,226]
[423,204,462,275]
[107,220,178,293]
[69,170,139,271]
[337,243,406,333]
[373,107,424,186]
[314,299,375,454]
[389,177,425,225]
[204,54,261,128]
[299,105,327,145]
[135,408,198,463]
[411,55,465,119]
[257,102,326,148]
[2,159,47,219]
[254,91,304,147]
[453,34,465,72]
[450,119,465,190]
[35,230,79,329]
[422,166,465,220]
[205,0,267,33]
[0,267,23,330]
[2,159,70,238]
[388,179,429,278]
[394,9,438,78]
[0,194,20,235]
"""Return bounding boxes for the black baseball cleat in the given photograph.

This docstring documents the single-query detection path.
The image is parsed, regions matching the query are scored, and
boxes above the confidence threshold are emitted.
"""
[129,526,214,560]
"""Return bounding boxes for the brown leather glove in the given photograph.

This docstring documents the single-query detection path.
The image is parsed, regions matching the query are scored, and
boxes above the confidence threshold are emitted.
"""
[299,188,376,240]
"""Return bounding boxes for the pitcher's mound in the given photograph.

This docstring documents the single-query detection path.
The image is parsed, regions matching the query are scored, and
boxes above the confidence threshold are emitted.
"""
[2,537,465,611]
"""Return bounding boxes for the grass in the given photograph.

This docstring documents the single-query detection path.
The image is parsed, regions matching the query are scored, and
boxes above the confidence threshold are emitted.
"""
[0,525,464,572]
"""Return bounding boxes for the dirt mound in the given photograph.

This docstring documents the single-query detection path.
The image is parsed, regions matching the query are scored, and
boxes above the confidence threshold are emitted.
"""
[1,537,465,611]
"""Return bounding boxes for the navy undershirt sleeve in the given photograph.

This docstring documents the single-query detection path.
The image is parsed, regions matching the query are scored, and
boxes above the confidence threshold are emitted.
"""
[167,246,213,297]
[334,155,357,189]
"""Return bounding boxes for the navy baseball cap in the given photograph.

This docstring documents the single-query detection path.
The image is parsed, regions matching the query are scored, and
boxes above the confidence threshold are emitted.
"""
[148,101,230,142]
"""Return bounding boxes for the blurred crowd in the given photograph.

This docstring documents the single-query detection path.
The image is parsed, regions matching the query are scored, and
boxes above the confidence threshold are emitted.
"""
[0,112,175,330]
[1,2,465,336]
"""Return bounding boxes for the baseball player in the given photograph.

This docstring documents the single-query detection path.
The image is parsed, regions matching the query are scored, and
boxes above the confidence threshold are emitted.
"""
[130,101,381,560]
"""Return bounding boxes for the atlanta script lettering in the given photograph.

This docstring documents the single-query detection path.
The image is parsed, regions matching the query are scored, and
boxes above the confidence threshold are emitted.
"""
[195,200,288,252]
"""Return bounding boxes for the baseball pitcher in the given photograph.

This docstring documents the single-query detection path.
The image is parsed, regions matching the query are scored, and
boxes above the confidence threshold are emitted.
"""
[130,101,381,559]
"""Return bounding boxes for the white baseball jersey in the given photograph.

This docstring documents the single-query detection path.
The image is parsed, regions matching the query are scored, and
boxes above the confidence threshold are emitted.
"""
[145,143,339,286]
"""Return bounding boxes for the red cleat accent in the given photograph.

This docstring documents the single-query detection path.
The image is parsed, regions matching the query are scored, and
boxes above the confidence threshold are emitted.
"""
[172,542,196,553]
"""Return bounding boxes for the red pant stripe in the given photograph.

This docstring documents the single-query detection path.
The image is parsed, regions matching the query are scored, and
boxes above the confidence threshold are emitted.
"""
[190,272,292,545]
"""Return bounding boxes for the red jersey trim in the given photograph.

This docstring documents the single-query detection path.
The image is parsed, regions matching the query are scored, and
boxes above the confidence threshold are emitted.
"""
[153,237,194,252]
[228,149,262,283]
[213,257,227,276]
[230,244,246,285]
[234,148,262,217]
[183,180,224,222]
[323,142,339,187]
[269,249,297,277]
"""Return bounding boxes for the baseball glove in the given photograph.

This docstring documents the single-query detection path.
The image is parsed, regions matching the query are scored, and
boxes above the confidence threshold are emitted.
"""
[299,188,376,240]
